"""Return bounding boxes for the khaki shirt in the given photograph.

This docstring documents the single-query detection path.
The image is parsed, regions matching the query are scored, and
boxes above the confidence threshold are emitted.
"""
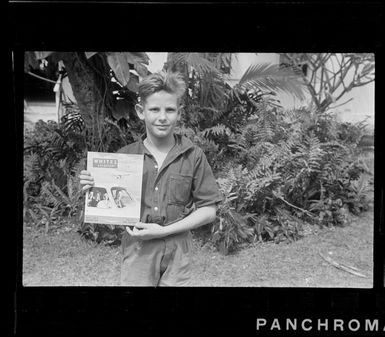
[117,134,223,226]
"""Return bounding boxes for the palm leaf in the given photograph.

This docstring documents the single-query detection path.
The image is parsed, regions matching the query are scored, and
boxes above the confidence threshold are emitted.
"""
[199,71,228,107]
[168,53,220,76]
[235,63,308,101]
[168,53,229,108]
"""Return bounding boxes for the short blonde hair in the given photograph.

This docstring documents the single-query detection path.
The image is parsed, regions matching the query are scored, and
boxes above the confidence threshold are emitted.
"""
[138,71,186,105]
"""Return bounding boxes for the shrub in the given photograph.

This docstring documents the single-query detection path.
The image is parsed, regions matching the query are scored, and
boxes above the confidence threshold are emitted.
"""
[211,171,255,254]
[24,116,88,230]
[77,223,125,246]
[205,107,373,254]
[24,103,372,252]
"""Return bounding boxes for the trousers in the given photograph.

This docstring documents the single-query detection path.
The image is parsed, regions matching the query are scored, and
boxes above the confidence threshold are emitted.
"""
[120,230,193,286]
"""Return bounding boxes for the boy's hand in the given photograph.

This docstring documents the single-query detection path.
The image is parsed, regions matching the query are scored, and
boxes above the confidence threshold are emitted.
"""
[126,222,167,240]
[79,170,95,192]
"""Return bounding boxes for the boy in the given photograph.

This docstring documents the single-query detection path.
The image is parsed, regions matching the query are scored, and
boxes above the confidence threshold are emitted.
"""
[79,71,222,286]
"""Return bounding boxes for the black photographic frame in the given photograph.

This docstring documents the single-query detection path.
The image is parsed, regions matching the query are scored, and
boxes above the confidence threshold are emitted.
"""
[10,1,384,336]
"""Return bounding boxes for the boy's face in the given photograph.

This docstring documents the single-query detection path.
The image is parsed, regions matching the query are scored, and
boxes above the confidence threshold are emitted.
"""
[135,90,181,141]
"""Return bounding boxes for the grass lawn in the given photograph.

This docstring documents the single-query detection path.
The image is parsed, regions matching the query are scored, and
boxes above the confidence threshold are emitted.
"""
[190,211,373,287]
[22,209,373,288]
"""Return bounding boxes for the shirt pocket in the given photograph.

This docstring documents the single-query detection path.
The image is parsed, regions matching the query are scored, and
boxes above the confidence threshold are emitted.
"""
[167,174,193,205]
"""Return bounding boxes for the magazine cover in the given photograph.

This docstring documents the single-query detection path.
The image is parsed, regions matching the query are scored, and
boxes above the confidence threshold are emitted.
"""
[84,152,143,226]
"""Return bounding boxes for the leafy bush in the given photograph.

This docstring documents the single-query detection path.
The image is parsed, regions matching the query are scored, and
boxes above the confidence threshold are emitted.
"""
[77,223,125,246]
[24,53,373,254]
[202,107,373,254]
[24,119,86,188]
[24,119,87,231]
[212,172,255,254]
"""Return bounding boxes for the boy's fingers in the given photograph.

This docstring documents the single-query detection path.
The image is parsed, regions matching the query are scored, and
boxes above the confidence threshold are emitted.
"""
[134,222,146,229]
[126,226,134,235]
[79,176,94,182]
[81,180,94,188]
[79,178,91,183]
[82,185,93,192]
[126,226,142,237]
[80,179,94,184]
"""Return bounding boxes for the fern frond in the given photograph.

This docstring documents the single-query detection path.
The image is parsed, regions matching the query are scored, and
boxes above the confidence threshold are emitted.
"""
[51,180,72,205]
[351,175,373,196]
[23,152,41,180]
[267,138,299,164]
[40,182,63,209]
[70,158,86,176]
[40,180,73,212]
[245,164,272,182]
[201,124,232,138]
[216,177,234,195]
[199,106,225,122]
[306,134,325,171]
[245,170,282,199]
[47,130,66,158]
[246,142,275,162]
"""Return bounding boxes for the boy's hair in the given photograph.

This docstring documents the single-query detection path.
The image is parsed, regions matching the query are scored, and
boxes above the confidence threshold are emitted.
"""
[138,71,186,105]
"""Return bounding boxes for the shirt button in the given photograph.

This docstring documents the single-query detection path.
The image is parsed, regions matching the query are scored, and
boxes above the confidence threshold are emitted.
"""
[154,207,159,211]
[155,187,158,191]
[154,165,158,169]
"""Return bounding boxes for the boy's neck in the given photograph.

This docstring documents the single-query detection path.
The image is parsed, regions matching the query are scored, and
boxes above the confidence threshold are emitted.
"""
[144,133,176,153]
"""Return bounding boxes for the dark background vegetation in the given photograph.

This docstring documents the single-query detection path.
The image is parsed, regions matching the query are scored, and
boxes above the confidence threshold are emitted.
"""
[23,51,375,255]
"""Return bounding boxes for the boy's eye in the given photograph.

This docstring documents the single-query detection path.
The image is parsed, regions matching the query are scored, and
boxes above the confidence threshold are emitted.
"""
[149,108,176,112]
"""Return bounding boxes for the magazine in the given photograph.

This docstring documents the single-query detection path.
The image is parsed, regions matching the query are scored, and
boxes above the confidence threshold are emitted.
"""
[84,151,143,226]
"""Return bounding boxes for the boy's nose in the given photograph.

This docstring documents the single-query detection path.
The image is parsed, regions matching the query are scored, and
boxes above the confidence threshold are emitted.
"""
[158,110,167,120]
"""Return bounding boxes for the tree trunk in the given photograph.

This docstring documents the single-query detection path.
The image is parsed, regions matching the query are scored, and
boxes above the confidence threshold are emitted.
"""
[59,52,114,151]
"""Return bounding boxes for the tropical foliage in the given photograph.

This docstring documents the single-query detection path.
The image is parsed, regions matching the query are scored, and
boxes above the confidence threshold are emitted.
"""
[23,52,374,253]
[26,51,148,151]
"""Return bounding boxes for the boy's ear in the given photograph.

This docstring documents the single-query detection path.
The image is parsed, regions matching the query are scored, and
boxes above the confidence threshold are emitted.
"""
[135,103,145,120]
[177,104,184,120]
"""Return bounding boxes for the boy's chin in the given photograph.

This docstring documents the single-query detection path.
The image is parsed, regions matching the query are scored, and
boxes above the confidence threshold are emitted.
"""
[150,129,174,138]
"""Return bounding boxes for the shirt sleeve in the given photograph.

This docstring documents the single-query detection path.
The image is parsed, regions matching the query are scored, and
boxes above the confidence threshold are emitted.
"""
[192,147,223,208]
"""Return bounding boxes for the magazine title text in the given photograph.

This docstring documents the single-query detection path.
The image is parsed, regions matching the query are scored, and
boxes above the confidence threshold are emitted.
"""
[93,158,118,168]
